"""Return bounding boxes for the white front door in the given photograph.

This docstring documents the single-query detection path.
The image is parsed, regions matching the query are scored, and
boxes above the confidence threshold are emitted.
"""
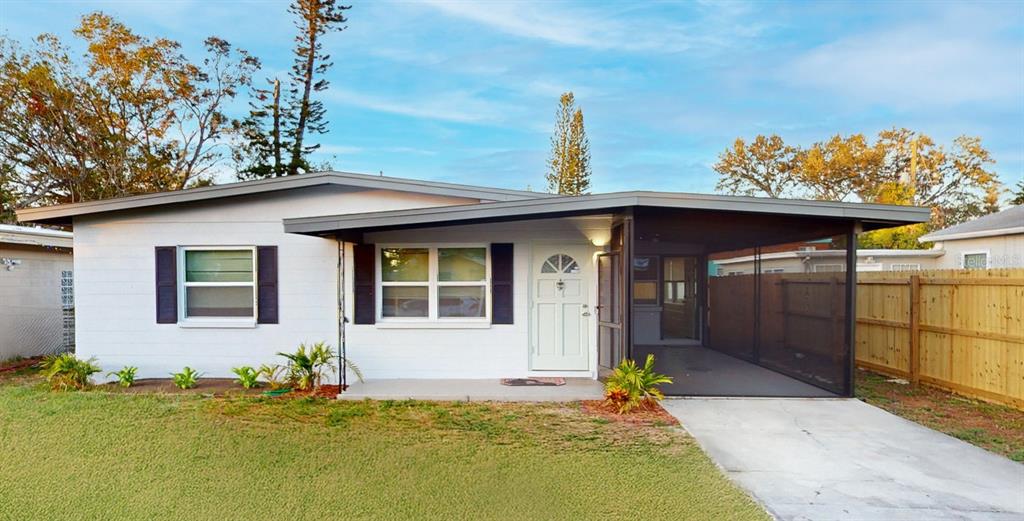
[531,245,591,370]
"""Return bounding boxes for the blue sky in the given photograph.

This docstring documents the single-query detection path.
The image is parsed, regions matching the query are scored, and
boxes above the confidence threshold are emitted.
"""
[2,0,1022,199]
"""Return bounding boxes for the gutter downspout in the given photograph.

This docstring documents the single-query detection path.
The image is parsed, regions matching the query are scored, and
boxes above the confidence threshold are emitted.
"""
[337,238,347,393]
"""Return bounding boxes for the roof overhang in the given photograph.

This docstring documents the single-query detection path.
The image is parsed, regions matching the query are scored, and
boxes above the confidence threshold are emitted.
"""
[0,224,73,249]
[16,171,554,226]
[920,226,1024,242]
[283,191,931,237]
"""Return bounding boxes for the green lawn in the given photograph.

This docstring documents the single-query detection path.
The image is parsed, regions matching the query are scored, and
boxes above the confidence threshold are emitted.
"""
[0,371,767,521]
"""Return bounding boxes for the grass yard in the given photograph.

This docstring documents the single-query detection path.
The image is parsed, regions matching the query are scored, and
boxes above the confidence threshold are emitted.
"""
[0,369,768,521]
[856,369,1024,462]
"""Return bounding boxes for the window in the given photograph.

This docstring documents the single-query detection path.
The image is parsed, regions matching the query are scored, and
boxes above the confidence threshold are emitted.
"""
[379,246,488,321]
[663,257,696,303]
[814,264,845,273]
[632,256,658,304]
[890,263,921,272]
[181,248,256,319]
[764,268,786,274]
[963,252,988,269]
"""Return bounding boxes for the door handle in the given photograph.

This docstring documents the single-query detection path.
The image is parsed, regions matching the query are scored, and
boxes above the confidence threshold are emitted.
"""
[582,311,591,317]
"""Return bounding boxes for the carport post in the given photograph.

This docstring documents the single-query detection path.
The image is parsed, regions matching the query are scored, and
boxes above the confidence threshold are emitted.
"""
[843,222,860,397]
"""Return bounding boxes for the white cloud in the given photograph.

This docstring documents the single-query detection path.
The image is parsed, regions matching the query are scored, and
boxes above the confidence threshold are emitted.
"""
[417,0,753,53]
[781,26,1022,107]
[324,87,512,124]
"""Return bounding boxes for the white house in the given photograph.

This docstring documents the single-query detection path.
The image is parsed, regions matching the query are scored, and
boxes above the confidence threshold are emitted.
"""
[17,171,929,398]
[919,205,1024,269]
[0,224,74,360]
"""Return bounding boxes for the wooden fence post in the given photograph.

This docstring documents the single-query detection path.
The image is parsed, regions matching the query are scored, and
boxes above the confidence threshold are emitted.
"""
[909,274,921,385]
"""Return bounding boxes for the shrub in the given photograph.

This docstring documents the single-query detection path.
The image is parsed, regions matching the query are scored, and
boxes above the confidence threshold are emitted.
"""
[231,366,260,389]
[107,366,138,388]
[277,342,336,391]
[604,354,673,413]
[259,364,290,390]
[40,353,101,391]
[171,367,201,389]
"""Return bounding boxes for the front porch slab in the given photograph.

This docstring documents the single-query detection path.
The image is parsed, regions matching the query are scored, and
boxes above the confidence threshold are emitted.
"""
[338,378,604,402]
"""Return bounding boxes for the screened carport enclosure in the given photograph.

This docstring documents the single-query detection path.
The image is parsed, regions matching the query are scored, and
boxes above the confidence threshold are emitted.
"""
[283,191,927,398]
[626,207,856,398]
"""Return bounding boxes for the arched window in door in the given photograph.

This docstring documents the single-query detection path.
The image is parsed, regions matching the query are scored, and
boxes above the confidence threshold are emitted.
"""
[541,254,580,274]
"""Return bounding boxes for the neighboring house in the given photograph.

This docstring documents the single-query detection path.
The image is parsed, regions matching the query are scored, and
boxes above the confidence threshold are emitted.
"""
[16,171,928,397]
[0,224,74,360]
[919,205,1024,269]
[712,247,943,274]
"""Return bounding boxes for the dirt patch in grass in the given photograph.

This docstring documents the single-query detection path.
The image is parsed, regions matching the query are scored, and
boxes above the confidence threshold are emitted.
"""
[857,369,1024,462]
[579,399,680,427]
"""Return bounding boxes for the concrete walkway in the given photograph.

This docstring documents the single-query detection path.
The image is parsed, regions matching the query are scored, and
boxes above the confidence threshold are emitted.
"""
[662,398,1024,521]
[339,378,604,402]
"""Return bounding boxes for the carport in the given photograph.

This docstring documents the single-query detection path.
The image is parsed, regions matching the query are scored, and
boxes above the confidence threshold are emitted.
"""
[283,191,929,398]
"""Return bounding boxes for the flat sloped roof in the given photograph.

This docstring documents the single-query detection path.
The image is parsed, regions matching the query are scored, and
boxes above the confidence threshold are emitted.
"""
[16,171,554,226]
[283,191,931,235]
[0,224,73,248]
[920,206,1024,242]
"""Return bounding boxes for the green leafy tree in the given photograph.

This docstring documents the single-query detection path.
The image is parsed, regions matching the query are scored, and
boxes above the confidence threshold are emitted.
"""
[1008,179,1024,206]
[0,13,257,210]
[546,92,591,195]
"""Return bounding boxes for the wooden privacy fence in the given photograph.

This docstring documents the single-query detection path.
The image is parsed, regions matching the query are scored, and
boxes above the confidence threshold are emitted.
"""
[856,269,1024,410]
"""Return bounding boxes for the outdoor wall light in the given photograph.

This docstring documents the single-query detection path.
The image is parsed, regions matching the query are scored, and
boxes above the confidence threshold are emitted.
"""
[1,258,22,271]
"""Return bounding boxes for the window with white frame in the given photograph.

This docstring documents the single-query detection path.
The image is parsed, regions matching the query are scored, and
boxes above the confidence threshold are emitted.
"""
[764,268,786,274]
[379,246,488,320]
[890,263,921,272]
[963,252,988,269]
[813,264,845,273]
[180,247,256,319]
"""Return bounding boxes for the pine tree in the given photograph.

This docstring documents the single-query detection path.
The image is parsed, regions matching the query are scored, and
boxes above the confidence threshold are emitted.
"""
[546,92,591,195]
[285,0,350,175]
[233,0,348,180]
[235,78,286,180]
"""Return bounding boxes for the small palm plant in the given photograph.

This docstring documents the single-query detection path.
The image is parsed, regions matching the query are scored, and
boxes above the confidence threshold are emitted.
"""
[604,354,673,413]
[40,353,102,391]
[171,367,201,390]
[277,342,363,391]
[231,366,260,389]
[107,366,138,388]
[258,364,289,390]
[278,342,335,391]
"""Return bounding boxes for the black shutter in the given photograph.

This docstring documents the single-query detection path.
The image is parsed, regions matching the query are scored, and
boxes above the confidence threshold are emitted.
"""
[353,243,375,324]
[155,246,177,324]
[491,243,514,324]
[257,246,279,324]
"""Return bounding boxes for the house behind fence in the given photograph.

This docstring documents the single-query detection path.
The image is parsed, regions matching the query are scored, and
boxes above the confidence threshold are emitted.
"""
[0,224,74,360]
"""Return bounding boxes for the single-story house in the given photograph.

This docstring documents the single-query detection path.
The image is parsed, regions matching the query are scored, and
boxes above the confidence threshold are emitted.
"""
[0,224,74,360]
[919,205,1024,269]
[16,171,929,397]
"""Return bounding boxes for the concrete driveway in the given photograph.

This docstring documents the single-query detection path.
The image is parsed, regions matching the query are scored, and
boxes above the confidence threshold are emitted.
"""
[662,398,1024,521]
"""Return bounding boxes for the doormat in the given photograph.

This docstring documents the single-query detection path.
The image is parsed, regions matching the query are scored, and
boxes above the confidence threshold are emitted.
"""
[500,377,566,387]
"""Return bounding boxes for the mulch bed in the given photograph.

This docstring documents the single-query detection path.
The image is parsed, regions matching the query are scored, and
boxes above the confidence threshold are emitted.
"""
[580,400,680,427]
[0,357,42,373]
[103,378,346,398]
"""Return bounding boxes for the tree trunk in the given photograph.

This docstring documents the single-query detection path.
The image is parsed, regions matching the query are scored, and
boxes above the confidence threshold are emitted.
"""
[289,11,319,175]
[272,79,282,176]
